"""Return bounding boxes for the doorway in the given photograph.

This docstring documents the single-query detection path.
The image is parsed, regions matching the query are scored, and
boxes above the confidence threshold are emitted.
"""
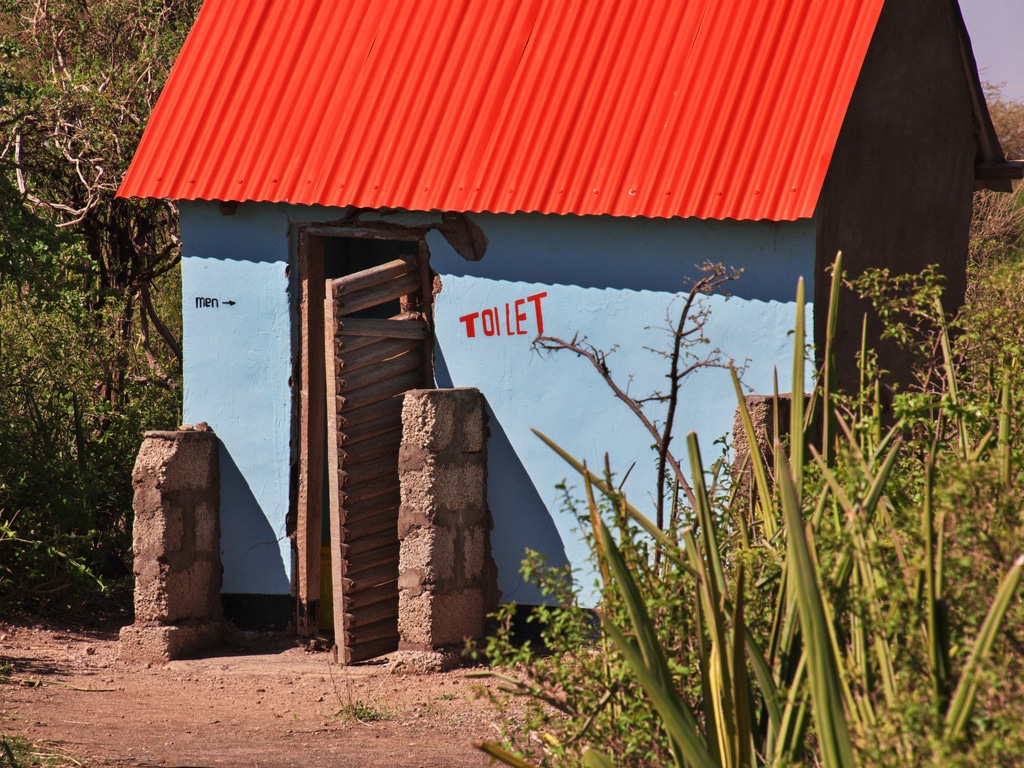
[296,232,433,662]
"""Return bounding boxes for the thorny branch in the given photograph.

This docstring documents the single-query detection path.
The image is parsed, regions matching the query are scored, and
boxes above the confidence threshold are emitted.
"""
[533,263,742,537]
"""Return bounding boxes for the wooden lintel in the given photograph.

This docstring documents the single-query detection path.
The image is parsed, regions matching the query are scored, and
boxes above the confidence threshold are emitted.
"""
[336,452,399,488]
[346,620,400,647]
[340,580,399,611]
[336,396,404,429]
[340,597,398,629]
[303,225,424,242]
[335,370,426,411]
[335,337,420,375]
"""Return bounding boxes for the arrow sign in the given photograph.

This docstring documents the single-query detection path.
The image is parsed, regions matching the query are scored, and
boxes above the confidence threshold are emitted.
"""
[194,296,238,308]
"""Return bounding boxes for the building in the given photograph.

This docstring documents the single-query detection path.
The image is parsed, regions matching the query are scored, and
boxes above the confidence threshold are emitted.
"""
[118,0,1020,648]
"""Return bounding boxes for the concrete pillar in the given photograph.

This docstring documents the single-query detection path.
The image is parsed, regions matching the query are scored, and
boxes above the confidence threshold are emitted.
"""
[732,394,814,503]
[395,388,498,669]
[119,425,226,662]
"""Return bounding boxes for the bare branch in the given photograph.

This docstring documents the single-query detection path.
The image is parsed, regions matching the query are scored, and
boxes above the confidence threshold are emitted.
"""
[532,263,744,534]
[535,331,698,512]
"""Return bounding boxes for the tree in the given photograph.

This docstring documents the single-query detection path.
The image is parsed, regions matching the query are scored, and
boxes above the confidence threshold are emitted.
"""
[2,0,198,386]
[0,0,199,612]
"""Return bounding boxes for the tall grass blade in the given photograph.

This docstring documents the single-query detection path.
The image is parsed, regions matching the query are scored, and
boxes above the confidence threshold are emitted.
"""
[999,379,1011,486]
[731,564,754,768]
[851,542,896,713]
[599,517,716,768]
[816,438,901,594]
[583,468,612,590]
[821,252,843,466]
[776,444,856,768]
[944,554,1024,741]
[923,451,951,716]
[731,363,777,539]
[680,512,727,765]
[743,627,782,742]
[858,316,869,445]
[602,620,714,768]
[475,741,543,768]
[812,438,901,529]
[772,652,810,765]
[791,278,807,491]
[688,434,737,767]
[689,432,727,598]
[933,297,969,457]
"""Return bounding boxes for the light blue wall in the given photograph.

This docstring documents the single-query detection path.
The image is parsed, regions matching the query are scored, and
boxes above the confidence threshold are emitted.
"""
[180,202,293,595]
[179,202,815,604]
[426,213,815,603]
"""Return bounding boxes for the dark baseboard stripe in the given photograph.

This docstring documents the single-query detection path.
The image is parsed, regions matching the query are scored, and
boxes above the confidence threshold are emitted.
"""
[221,593,291,632]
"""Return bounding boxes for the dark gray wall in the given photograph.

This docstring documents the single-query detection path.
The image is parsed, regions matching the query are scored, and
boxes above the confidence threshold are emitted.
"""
[816,0,976,397]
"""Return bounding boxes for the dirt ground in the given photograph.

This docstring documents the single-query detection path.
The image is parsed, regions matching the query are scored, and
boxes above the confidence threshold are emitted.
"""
[0,618,523,767]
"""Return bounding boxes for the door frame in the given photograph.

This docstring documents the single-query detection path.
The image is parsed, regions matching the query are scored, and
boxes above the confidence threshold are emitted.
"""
[294,226,432,637]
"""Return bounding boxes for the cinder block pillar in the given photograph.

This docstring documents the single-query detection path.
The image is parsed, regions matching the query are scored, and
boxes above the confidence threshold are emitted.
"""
[733,394,812,502]
[396,388,498,665]
[119,425,226,662]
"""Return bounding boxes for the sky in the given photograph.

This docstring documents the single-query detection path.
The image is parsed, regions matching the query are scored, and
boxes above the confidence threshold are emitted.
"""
[960,0,1024,102]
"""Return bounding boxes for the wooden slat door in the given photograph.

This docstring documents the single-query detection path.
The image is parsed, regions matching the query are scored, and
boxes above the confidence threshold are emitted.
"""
[323,250,432,663]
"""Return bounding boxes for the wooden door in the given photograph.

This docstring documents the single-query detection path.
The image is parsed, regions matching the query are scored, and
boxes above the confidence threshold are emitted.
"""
[323,245,432,663]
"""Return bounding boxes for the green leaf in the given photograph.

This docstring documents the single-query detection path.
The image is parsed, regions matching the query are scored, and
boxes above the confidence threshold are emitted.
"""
[582,747,617,768]
[475,741,543,768]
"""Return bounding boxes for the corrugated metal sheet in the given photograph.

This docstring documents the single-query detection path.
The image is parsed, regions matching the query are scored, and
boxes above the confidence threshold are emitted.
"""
[117,0,886,221]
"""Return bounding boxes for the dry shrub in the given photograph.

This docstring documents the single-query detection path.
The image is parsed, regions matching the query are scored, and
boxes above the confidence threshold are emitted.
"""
[986,85,1024,161]
[969,187,1024,269]
[968,89,1024,289]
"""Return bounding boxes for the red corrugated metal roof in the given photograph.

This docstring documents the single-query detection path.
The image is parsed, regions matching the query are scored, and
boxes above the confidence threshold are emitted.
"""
[118,0,887,221]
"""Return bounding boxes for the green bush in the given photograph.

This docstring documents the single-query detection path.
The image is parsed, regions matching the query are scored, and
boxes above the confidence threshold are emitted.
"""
[0,0,193,615]
[0,259,181,615]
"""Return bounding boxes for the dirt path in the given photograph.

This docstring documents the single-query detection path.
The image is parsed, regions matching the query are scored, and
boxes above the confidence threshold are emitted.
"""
[0,619,519,767]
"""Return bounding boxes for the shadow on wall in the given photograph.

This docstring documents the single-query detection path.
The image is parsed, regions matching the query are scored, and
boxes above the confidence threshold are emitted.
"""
[434,348,570,605]
[218,444,291,599]
[425,213,816,303]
